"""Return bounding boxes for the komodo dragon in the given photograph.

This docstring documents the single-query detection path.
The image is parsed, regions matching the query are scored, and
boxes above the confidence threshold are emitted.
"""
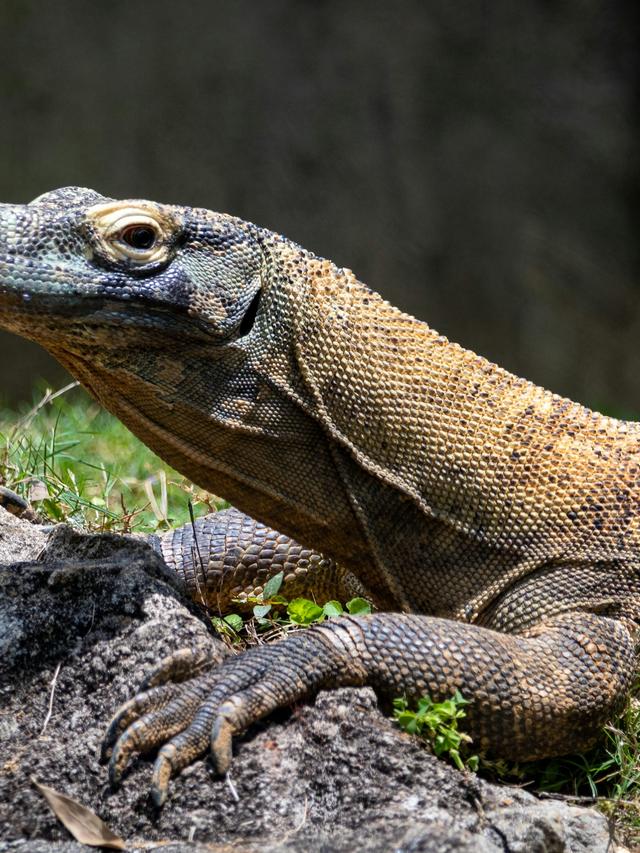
[0,187,638,805]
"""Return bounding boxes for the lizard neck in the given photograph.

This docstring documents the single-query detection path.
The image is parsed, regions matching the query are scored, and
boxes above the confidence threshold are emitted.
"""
[292,255,640,569]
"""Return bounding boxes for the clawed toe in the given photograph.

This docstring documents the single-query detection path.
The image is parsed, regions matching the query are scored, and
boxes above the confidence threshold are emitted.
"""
[101,682,179,762]
[141,644,227,690]
[150,727,211,805]
[147,694,251,803]
[210,705,239,774]
[104,673,217,784]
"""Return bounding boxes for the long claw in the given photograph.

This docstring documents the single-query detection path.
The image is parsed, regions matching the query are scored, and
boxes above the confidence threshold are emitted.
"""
[211,711,235,774]
[109,728,138,785]
[106,678,215,784]
[147,725,211,803]
[151,748,176,807]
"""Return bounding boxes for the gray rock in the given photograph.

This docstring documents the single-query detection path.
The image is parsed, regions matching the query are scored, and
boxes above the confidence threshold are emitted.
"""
[0,508,615,852]
[0,505,48,565]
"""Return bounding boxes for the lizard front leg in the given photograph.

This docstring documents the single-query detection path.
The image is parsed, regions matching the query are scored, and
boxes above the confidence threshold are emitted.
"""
[103,610,634,805]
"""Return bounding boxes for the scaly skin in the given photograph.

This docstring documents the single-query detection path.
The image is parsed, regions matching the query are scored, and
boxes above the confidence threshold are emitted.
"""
[0,187,639,806]
[147,507,373,612]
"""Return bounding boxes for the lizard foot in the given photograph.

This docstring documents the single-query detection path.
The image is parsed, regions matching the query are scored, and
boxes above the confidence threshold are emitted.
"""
[101,643,227,764]
[103,625,353,805]
[102,611,635,804]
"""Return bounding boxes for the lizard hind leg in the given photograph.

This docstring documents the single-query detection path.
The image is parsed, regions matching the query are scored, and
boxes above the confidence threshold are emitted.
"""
[147,506,363,613]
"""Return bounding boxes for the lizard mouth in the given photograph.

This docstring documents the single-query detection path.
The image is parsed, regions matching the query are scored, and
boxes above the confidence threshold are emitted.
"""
[0,281,224,346]
[0,256,262,349]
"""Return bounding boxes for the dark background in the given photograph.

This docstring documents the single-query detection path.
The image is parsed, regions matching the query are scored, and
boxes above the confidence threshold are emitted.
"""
[0,0,637,413]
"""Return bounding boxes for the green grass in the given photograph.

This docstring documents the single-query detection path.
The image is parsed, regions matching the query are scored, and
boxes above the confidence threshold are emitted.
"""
[0,381,225,533]
[2,382,640,847]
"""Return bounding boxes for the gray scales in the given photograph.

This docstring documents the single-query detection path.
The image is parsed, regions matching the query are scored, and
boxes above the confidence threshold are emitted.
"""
[0,187,638,806]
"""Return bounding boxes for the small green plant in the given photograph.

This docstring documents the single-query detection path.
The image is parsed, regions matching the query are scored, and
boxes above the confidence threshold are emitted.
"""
[393,691,479,772]
[287,594,373,625]
[209,568,373,642]
[237,569,372,625]
[209,613,246,643]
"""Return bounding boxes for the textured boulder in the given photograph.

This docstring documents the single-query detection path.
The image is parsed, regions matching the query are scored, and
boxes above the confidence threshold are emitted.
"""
[0,508,614,851]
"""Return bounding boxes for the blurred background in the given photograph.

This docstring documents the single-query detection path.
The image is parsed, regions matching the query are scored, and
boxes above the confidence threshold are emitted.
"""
[0,0,637,414]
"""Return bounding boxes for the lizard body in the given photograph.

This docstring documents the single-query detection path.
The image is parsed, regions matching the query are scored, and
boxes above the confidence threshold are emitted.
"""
[0,187,638,804]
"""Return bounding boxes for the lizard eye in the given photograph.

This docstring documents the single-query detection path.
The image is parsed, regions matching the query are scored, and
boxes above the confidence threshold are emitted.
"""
[86,202,175,265]
[110,216,164,261]
[120,224,158,251]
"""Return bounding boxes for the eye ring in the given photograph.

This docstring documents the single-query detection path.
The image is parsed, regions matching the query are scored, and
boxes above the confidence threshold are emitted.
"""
[119,223,158,251]
[86,202,174,264]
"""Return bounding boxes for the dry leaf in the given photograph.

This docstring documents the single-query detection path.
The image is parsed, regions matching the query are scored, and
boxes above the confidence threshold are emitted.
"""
[31,778,125,849]
[28,479,49,502]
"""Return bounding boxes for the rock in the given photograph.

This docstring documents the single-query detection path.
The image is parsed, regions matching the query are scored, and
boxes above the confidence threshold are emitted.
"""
[0,504,49,564]
[0,508,615,852]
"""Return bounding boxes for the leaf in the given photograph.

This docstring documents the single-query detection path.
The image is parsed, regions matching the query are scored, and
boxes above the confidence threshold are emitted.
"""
[438,699,456,718]
[253,603,272,619]
[287,597,324,625]
[346,597,372,615]
[262,571,284,600]
[466,754,480,772]
[396,712,418,733]
[31,778,125,849]
[452,689,469,707]
[416,696,433,715]
[223,613,244,632]
[322,600,344,618]
[28,479,49,502]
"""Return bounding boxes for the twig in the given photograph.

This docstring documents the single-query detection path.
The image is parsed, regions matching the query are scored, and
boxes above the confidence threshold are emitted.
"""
[188,500,208,609]
[538,791,598,803]
[280,796,308,842]
[40,663,61,735]
[225,772,240,802]
[12,381,79,438]
[535,790,636,807]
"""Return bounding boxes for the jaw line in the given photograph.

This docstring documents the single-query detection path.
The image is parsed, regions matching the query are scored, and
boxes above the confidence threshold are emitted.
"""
[0,283,227,344]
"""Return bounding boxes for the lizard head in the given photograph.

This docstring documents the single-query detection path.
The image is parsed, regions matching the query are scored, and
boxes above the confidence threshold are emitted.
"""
[0,186,377,576]
[0,186,265,352]
[0,185,288,501]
